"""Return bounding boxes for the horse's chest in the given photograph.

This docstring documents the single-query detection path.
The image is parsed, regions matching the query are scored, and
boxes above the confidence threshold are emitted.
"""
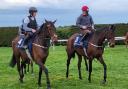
[88,47,103,57]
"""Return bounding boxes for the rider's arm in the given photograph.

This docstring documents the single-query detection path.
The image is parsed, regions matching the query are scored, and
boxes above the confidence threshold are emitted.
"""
[22,17,32,32]
[76,15,83,28]
[90,15,95,29]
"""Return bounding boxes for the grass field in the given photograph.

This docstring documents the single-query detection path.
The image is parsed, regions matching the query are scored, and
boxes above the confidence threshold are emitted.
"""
[0,45,128,89]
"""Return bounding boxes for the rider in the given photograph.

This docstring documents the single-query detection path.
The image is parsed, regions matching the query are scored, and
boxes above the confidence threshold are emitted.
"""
[74,5,95,47]
[17,7,38,49]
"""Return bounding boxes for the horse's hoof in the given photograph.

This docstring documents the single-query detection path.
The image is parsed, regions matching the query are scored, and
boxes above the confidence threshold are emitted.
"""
[19,79,23,83]
[31,73,34,76]
[79,77,82,80]
[88,79,91,83]
[101,80,106,84]
[47,86,51,89]
[66,75,68,79]
[89,81,91,83]
[47,87,51,89]
[38,83,42,87]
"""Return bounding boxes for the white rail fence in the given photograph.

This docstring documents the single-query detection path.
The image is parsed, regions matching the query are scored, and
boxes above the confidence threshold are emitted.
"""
[51,37,126,50]
[57,37,125,43]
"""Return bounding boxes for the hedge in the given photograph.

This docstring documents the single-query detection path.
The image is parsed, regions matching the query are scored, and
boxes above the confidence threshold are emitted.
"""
[0,23,128,47]
[0,27,18,47]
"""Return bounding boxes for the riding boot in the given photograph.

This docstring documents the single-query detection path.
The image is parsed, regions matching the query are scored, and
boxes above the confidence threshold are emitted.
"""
[22,36,31,49]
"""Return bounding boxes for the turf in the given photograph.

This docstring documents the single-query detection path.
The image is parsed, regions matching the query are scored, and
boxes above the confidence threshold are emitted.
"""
[0,45,128,89]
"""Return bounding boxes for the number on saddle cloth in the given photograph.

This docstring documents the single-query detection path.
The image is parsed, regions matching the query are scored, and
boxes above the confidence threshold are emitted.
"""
[74,33,91,48]
[74,34,83,48]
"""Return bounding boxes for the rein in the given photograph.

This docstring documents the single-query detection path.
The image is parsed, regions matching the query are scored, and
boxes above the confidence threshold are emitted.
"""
[32,43,47,49]
[89,42,103,48]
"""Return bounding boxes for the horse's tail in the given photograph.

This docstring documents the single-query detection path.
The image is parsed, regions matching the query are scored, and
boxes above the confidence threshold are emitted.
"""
[66,39,76,59]
[9,53,16,68]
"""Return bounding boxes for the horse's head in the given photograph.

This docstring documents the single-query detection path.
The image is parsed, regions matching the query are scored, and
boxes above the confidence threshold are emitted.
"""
[105,25,116,47]
[39,20,58,43]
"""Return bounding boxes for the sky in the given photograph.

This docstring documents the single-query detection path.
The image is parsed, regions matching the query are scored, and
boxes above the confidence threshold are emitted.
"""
[0,0,128,27]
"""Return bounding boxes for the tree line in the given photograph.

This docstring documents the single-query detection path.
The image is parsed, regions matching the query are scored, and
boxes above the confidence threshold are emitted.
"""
[0,23,128,47]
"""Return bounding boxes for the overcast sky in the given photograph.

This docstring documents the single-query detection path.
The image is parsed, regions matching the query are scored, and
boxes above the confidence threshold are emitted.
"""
[0,0,128,27]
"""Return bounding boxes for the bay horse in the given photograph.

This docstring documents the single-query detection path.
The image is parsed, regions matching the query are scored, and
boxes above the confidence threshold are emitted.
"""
[124,32,128,48]
[66,25,115,84]
[9,20,58,89]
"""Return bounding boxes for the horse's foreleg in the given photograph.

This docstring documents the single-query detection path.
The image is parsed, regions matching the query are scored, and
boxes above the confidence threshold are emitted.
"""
[38,64,43,87]
[66,56,72,78]
[16,58,23,83]
[31,61,34,74]
[20,61,25,83]
[98,57,107,84]
[27,63,29,73]
[126,42,128,48]
[88,60,92,83]
[37,62,51,89]
[77,55,82,79]
[83,56,88,71]
[23,63,27,74]
[44,67,51,89]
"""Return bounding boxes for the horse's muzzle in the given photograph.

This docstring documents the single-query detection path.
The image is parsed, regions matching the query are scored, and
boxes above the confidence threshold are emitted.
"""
[109,43,115,48]
[51,34,58,43]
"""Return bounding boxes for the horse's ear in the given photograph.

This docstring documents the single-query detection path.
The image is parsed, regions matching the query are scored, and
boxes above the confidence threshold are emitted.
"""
[109,25,116,32]
[45,19,48,23]
[110,25,115,29]
[53,20,57,24]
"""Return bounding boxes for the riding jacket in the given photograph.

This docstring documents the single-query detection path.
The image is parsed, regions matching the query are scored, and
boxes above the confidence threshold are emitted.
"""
[19,15,38,34]
[76,14,94,29]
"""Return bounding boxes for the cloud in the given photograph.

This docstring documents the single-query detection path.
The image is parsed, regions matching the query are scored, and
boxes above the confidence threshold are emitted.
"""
[0,0,85,9]
[0,0,128,12]
[88,0,128,12]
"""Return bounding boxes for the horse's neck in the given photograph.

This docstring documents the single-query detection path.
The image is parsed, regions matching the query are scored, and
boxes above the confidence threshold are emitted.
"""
[90,31,106,46]
[34,30,49,47]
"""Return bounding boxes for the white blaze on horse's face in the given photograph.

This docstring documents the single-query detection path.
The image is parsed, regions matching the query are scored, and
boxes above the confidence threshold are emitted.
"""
[107,25,115,48]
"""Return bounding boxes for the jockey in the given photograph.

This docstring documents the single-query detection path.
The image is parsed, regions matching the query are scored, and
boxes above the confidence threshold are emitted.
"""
[17,7,38,49]
[74,5,95,47]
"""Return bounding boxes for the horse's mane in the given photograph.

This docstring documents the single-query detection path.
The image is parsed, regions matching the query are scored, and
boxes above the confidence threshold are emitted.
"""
[37,23,45,34]
[95,26,108,33]
[94,26,108,35]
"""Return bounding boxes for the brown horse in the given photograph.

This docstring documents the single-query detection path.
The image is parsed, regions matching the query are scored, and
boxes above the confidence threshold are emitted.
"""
[10,20,58,89]
[124,32,128,48]
[66,25,115,84]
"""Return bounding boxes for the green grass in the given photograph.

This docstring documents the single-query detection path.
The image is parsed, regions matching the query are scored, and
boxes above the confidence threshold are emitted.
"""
[0,45,128,89]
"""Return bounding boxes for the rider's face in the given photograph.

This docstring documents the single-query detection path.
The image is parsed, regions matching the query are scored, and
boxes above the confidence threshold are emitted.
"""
[32,12,37,17]
[82,11,87,16]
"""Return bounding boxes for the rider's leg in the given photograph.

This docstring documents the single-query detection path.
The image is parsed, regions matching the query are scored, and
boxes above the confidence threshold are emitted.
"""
[17,32,32,49]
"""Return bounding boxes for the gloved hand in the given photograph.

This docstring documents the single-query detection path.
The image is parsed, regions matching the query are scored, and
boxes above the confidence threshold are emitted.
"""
[92,25,96,31]
[32,29,36,33]
[92,25,95,29]
[82,26,87,29]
